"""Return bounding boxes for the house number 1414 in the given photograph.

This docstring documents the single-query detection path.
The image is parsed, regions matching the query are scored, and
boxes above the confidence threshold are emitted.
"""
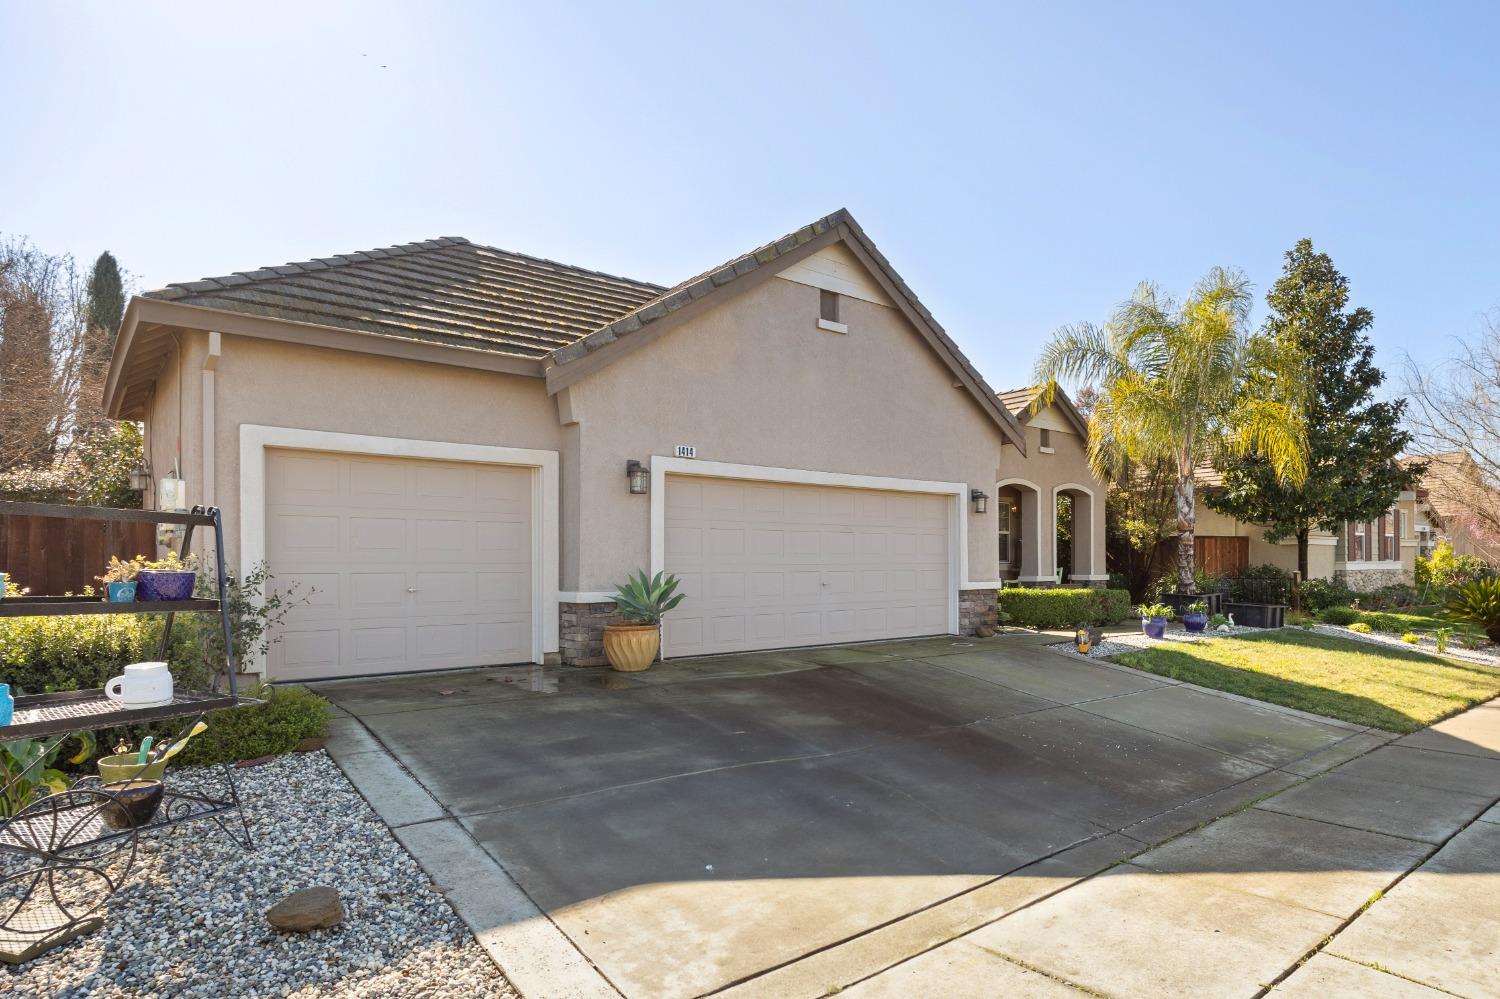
[675,445,697,459]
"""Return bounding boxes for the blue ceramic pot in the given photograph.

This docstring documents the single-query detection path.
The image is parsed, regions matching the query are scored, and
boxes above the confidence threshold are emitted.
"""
[106,580,138,603]
[0,683,12,727]
[1142,616,1167,639]
[1183,613,1208,633]
[137,570,196,601]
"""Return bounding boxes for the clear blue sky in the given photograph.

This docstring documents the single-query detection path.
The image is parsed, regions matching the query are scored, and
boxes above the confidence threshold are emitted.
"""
[4,1,1497,390]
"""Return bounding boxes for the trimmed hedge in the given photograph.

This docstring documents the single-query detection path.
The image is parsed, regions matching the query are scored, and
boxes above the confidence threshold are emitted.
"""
[175,684,331,766]
[999,587,1132,629]
[1317,606,1359,626]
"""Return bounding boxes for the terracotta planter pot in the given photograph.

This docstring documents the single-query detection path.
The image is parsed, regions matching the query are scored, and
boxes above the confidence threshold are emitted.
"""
[604,622,660,672]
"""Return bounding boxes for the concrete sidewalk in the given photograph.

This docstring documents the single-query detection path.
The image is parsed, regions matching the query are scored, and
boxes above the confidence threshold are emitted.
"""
[847,697,1500,999]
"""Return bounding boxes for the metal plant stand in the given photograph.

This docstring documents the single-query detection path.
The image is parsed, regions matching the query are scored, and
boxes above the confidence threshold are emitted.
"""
[0,501,255,961]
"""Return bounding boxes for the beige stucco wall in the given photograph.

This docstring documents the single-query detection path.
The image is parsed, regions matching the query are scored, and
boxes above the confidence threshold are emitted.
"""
[561,275,1057,591]
[995,419,1107,582]
[1194,494,1418,582]
[144,331,564,574]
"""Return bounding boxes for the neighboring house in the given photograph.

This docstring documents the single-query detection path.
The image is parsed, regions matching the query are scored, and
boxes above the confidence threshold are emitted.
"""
[104,209,1106,680]
[1402,452,1500,563]
[1191,469,1420,587]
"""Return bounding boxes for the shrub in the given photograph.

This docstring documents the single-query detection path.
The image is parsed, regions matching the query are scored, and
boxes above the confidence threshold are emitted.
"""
[1417,540,1488,591]
[1317,606,1359,626]
[1401,632,1420,644]
[1228,564,1293,603]
[1445,577,1500,644]
[174,684,331,766]
[1298,577,1354,612]
[1349,622,1373,634]
[1208,613,1230,629]
[998,587,1132,629]
[1434,627,1452,654]
[1358,612,1407,634]
[0,613,181,695]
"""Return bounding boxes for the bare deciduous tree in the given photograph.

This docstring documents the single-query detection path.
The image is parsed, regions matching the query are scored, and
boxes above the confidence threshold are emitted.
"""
[0,237,92,472]
[1403,309,1500,561]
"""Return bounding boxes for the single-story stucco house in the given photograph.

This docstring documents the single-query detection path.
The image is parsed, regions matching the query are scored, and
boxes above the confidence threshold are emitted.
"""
[104,209,1105,679]
[1191,465,1420,588]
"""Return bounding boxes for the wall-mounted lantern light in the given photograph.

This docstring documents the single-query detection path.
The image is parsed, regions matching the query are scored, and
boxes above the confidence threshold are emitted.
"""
[626,460,649,495]
[970,489,989,514]
[128,459,152,495]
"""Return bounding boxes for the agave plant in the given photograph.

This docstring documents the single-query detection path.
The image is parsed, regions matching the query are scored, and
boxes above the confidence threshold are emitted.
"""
[611,570,686,625]
[1445,577,1500,644]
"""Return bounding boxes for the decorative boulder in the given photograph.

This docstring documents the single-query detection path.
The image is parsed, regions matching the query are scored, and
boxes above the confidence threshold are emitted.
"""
[267,886,344,932]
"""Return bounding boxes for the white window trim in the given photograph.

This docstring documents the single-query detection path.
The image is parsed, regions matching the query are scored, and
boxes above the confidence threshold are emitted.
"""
[996,502,1012,567]
[649,456,970,654]
[816,318,849,335]
[239,425,560,674]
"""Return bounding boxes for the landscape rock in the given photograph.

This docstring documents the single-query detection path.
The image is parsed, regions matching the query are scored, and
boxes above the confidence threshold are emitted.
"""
[267,887,345,932]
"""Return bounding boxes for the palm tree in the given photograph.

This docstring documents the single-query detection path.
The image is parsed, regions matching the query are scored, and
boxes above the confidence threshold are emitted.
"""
[1033,267,1307,594]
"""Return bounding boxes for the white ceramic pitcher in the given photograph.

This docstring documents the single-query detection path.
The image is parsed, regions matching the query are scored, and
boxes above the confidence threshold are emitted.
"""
[105,662,174,708]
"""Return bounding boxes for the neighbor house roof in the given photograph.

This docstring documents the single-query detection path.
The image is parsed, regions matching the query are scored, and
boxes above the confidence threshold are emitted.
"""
[996,384,1090,437]
[142,237,665,359]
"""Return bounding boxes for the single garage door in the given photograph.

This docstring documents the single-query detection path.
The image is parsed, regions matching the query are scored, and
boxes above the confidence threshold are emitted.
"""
[663,475,951,657]
[265,449,533,681]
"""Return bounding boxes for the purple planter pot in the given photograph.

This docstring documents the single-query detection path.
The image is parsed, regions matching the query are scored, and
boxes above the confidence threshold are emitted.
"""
[1183,613,1208,633]
[1141,616,1167,639]
[136,569,196,601]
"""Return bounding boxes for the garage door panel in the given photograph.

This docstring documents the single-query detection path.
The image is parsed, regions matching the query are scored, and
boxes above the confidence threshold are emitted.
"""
[664,475,950,657]
[266,448,533,681]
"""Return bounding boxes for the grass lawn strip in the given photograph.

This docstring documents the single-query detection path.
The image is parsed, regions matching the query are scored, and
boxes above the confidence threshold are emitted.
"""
[1109,629,1500,734]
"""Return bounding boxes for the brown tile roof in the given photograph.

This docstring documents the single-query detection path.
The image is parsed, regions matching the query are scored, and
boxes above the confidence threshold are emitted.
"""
[144,237,665,359]
[997,386,1041,418]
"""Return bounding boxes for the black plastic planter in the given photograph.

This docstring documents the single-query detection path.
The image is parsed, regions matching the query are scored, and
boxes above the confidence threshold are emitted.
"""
[1224,602,1286,629]
[1162,591,1223,616]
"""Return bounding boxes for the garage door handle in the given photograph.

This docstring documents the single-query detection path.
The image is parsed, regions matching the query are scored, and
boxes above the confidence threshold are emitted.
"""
[407,587,418,593]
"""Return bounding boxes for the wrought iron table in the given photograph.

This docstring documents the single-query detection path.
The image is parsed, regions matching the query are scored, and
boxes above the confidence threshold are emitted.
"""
[0,502,255,962]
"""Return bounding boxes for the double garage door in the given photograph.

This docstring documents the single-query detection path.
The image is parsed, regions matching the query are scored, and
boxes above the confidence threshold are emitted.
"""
[263,452,953,676]
[265,449,533,681]
[662,475,953,657]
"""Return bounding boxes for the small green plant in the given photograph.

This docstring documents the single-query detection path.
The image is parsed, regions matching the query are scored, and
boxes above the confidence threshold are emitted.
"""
[610,570,686,625]
[1317,606,1359,626]
[1434,627,1452,653]
[174,684,331,766]
[1446,577,1500,644]
[0,732,96,817]
[1139,602,1174,620]
[1359,612,1406,634]
[1349,621,1372,634]
[142,550,198,572]
[1208,613,1230,629]
[1184,600,1209,615]
[1400,632,1420,644]
[96,555,148,584]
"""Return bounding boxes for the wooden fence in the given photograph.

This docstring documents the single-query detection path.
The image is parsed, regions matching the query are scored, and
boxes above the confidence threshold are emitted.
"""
[1194,535,1250,577]
[0,511,156,596]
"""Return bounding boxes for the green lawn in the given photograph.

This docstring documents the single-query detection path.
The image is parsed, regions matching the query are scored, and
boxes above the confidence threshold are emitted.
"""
[1111,629,1500,733]
[1356,605,1450,633]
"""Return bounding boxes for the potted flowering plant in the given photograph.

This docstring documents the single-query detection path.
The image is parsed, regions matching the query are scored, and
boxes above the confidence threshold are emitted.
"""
[1181,599,1210,633]
[1139,602,1173,639]
[97,555,149,602]
[136,551,199,602]
[603,570,685,672]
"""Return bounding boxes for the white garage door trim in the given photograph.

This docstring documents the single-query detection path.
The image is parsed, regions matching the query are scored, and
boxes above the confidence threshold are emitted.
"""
[240,425,559,674]
[648,456,969,657]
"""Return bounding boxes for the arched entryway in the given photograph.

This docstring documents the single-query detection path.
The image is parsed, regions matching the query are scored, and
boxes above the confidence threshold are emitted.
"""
[1053,483,1097,584]
[996,478,1049,584]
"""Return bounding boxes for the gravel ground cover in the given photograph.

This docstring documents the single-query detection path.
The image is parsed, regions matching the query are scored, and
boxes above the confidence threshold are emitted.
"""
[1053,623,1265,659]
[1306,621,1500,667]
[2,752,517,999]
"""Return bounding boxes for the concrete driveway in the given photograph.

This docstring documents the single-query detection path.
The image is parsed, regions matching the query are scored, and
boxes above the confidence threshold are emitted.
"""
[315,633,1422,998]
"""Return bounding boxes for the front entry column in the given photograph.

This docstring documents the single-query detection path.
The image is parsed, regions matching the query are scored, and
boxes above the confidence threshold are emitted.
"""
[1017,488,1055,584]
